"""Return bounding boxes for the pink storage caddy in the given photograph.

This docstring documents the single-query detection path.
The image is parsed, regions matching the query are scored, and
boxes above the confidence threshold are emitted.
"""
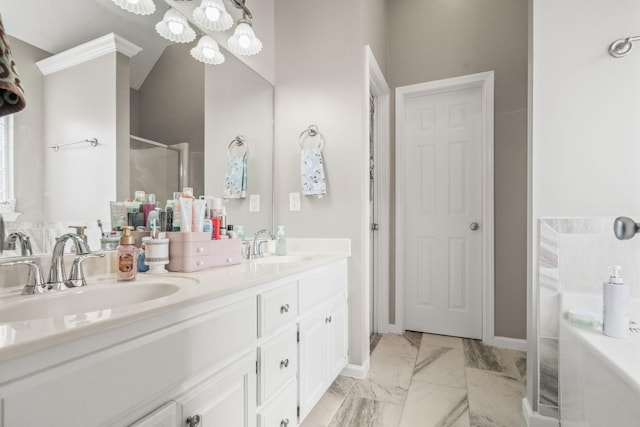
[165,232,242,272]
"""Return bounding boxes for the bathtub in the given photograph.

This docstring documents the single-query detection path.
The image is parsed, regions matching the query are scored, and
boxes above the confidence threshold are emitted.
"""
[559,292,640,426]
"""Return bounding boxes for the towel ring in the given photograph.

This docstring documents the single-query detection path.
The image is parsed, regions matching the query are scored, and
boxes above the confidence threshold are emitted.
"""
[228,135,248,159]
[298,125,324,150]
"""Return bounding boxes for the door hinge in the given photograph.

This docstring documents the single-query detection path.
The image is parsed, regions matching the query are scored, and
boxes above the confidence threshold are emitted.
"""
[297,330,300,343]
[297,406,300,417]
[256,360,259,375]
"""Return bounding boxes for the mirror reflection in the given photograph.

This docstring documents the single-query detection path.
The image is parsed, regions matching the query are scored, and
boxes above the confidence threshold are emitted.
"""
[0,0,274,256]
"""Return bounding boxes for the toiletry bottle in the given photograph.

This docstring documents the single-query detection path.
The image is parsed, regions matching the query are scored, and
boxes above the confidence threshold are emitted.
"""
[236,225,244,241]
[182,187,195,230]
[276,225,287,256]
[603,265,630,338]
[137,237,150,273]
[143,193,156,227]
[117,226,137,281]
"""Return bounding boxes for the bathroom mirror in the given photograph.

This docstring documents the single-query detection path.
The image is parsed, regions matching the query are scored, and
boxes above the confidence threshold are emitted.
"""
[0,0,274,256]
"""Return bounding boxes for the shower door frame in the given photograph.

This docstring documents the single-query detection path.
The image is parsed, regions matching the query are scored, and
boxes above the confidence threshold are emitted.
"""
[130,135,190,190]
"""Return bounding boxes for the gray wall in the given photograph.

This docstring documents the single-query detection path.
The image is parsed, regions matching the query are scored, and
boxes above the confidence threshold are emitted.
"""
[9,36,49,222]
[388,0,528,339]
[136,43,205,197]
[275,0,388,368]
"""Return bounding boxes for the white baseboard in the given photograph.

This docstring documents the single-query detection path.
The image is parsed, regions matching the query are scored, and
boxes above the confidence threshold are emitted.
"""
[493,336,527,352]
[341,358,370,379]
[376,323,403,335]
[522,398,560,427]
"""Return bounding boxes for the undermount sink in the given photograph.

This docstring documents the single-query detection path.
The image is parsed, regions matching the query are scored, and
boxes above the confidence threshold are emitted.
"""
[0,280,185,323]
[251,255,314,264]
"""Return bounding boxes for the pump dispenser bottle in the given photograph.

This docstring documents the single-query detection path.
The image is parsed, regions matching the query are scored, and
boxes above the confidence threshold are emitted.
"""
[117,226,137,281]
[603,265,629,338]
[276,225,287,256]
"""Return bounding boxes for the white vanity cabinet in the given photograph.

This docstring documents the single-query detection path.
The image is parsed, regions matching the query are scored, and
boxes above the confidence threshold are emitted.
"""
[0,257,349,427]
[297,262,348,421]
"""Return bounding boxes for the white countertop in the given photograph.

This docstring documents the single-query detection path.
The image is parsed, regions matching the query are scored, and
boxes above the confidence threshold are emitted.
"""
[0,250,349,365]
[560,292,640,395]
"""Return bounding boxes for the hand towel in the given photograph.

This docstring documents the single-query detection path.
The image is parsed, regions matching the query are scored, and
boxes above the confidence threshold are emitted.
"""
[223,156,247,198]
[301,147,326,198]
[0,15,26,117]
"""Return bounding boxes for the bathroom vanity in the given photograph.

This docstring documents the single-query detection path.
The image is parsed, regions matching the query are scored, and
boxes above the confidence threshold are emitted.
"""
[0,253,349,426]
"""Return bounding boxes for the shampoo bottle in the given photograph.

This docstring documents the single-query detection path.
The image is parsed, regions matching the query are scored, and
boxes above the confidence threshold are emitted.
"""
[117,226,137,281]
[276,225,287,256]
[603,265,629,338]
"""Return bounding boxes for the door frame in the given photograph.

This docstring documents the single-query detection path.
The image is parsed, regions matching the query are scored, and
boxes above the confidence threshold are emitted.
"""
[394,71,495,344]
[365,46,391,335]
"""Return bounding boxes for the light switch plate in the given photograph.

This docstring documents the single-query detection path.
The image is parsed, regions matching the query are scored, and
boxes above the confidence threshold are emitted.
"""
[249,194,260,212]
[289,192,301,211]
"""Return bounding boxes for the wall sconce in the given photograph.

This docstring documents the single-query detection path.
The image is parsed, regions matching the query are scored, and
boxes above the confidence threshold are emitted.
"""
[156,8,196,43]
[191,36,225,65]
[110,0,156,15]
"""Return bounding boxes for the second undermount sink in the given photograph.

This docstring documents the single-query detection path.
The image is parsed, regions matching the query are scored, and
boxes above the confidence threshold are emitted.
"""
[0,279,189,323]
[251,255,314,264]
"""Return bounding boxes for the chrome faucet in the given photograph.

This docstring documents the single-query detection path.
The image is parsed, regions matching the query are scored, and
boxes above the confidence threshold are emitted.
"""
[0,259,46,294]
[5,232,33,256]
[251,229,275,259]
[48,233,92,291]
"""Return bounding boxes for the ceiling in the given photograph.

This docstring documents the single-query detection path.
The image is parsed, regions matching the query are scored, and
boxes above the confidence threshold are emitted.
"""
[0,0,173,89]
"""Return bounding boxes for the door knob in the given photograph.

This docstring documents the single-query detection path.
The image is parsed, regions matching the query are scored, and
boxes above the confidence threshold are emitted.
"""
[470,222,479,231]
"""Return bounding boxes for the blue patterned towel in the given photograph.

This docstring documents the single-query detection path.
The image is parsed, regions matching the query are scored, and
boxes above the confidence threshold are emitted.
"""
[301,148,326,198]
[223,156,247,198]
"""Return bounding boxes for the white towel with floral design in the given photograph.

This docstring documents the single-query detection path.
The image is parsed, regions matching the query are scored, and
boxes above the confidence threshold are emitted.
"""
[301,148,326,198]
[223,156,247,198]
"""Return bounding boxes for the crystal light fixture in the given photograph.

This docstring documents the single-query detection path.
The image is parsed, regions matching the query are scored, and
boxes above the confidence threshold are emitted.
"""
[155,8,196,43]
[191,36,225,65]
[110,0,156,15]
[193,0,233,32]
[227,19,262,56]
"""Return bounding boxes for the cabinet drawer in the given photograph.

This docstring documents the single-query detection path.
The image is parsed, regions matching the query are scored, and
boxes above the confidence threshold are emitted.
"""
[258,379,297,427]
[130,402,178,427]
[259,281,298,337]
[299,261,347,313]
[259,328,297,404]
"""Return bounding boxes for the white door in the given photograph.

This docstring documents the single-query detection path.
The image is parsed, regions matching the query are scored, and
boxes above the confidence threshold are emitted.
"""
[402,85,484,339]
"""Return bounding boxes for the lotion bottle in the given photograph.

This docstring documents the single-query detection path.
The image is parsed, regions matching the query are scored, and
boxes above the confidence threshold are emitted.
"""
[117,226,137,281]
[603,265,629,338]
[276,225,287,256]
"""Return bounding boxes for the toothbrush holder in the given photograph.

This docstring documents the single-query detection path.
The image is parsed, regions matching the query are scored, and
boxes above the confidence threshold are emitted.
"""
[144,238,170,274]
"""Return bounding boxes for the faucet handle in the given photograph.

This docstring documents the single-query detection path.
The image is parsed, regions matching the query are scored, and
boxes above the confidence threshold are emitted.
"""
[0,260,47,294]
[69,226,88,242]
[66,253,105,288]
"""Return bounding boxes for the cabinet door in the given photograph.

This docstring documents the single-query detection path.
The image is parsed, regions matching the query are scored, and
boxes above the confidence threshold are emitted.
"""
[130,402,178,427]
[259,327,298,404]
[326,294,348,381]
[258,379,298,427]
[176,353,257,427]
[298,310,327,420]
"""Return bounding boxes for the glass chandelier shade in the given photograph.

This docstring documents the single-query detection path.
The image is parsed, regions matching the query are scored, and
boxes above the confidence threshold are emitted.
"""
[155,8,196,43]
[193,0,233,32]
[191,36,226,65]
[110,0,156,15]
[227,19,262,56]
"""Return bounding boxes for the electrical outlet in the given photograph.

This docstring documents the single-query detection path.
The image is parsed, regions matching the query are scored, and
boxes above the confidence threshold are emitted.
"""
[289,192,301,211]
[249,194,260,212]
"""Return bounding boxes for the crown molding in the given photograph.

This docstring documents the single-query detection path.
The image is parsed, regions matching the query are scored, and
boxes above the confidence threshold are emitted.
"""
[36,33,142,76]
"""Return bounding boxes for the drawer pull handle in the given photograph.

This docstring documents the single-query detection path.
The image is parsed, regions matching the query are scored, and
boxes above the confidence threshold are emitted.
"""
[326,316,332,323]
[197,247,205,254]
[186,414,201,427]
[280,418,290,427]
[280,303,290,314]
[280,358,289,369]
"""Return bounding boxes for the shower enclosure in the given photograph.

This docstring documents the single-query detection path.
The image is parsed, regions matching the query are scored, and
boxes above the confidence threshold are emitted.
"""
[129,135,189,206]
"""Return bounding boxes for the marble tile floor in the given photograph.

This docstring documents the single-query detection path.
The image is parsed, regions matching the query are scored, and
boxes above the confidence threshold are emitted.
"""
[301,332,527,427]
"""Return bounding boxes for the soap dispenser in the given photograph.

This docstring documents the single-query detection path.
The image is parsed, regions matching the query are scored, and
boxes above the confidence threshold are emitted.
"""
[276,225,287,256]
[603,265,629,338]
[117,226,137,281]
